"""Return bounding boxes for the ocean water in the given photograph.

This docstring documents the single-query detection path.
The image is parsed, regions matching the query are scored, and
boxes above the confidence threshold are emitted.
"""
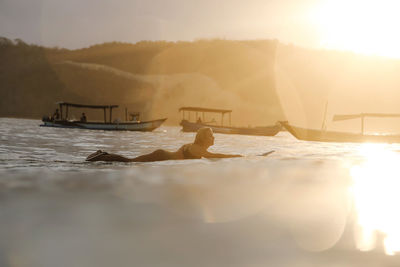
[1,118,400,267]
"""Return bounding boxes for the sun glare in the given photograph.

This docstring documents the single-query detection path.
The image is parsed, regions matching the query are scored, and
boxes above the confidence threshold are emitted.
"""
[310,0,400,58]
[350,144,400,255]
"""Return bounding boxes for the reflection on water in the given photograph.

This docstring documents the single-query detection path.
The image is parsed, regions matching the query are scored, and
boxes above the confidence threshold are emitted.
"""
[351,144,400,255]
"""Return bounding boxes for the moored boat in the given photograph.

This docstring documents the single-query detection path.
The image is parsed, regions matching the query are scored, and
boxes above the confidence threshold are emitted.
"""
[41,102,167,131]
[179,107,281,136]
[280,112,400,143]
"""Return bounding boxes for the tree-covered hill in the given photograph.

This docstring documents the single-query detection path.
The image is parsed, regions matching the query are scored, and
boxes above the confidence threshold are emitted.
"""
[0,38,283,125]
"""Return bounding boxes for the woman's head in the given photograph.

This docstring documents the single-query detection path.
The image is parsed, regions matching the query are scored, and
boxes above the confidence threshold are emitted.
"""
[194,127,214,148]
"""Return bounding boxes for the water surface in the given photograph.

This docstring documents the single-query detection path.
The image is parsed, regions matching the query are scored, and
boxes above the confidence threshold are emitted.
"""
[1,118,400,267]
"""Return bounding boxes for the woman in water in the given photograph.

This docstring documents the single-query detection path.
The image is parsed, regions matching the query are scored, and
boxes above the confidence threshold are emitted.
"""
[86,127,242,162]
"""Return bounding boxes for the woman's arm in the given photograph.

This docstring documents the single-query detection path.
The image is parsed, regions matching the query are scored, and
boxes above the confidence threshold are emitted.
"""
[202,151,242,159]
[188,144,242,159]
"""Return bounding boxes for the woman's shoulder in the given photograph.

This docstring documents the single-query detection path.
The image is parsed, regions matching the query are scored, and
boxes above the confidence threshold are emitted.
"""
[181,143,204,159]
[179,143,206,152]
[179,143,192,150]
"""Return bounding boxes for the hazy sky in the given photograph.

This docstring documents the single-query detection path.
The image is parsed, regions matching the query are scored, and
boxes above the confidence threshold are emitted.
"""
[0,0,319,49]
[2,0,400,57]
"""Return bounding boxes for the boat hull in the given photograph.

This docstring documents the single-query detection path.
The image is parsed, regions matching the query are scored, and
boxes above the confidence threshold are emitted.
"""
[280,121,400,143]
[180,120,281,136]
[40,118,167,131]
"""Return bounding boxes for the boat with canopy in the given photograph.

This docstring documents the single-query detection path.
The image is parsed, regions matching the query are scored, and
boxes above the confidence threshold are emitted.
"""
[179,106,281,136]
[41,102,167,131]
[280,113,400,143]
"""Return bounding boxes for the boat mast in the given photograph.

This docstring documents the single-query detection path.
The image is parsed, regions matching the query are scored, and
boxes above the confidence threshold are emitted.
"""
[59,103,63,120]
[361,113,364,135]
[321,101,328,131]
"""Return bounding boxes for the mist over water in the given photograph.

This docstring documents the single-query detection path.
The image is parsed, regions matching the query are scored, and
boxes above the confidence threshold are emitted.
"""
[1,118,400,266]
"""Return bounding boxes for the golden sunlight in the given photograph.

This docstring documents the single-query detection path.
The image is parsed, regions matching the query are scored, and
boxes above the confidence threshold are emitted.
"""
[310,0,400,58]
[350,144,400,255]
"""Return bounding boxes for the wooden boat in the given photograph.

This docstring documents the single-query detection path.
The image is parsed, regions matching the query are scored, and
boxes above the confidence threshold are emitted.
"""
[280,113,400,143]
[41,102,167,131]
[179,107,281,136]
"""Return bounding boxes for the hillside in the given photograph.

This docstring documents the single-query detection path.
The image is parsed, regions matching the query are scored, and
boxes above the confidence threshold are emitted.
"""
[0,38,283,126]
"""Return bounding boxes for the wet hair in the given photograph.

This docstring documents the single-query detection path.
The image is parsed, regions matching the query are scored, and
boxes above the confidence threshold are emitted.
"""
[194,127,213,146]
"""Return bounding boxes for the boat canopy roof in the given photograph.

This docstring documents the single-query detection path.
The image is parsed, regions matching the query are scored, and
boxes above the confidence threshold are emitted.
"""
[179,107,232,114]
[333,113,400,121]
[56,102,118,109]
